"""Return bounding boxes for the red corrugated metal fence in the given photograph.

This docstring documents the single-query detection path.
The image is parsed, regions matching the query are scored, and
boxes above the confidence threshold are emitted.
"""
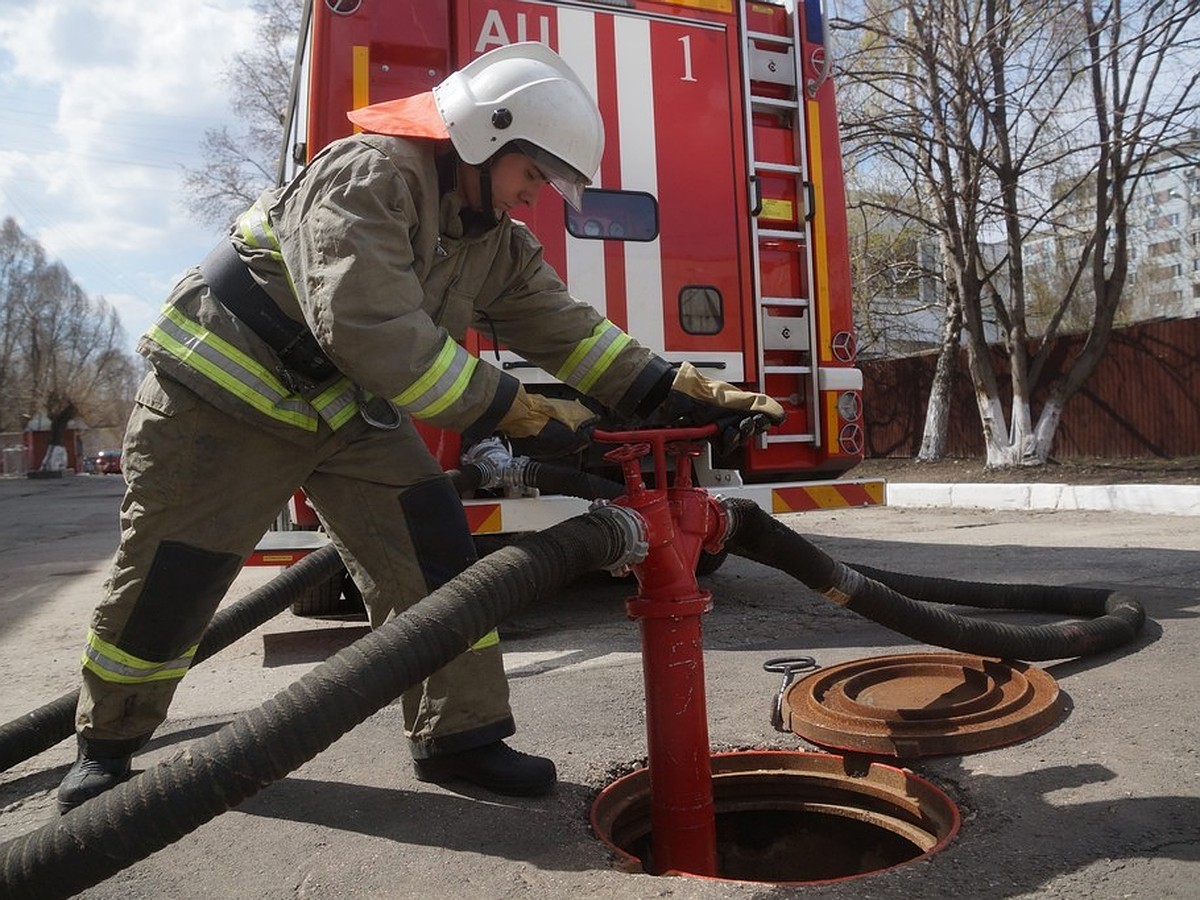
[862,318,1200,459]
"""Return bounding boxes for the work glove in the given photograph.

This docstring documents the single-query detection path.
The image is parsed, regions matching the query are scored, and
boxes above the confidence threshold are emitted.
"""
[654,362,786,457]
[497,385,598,459]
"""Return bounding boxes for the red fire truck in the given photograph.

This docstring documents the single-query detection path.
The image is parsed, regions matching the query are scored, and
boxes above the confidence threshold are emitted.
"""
[257,0,881,572]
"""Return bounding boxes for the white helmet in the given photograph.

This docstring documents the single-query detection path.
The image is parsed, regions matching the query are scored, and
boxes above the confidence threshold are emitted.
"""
[434,42,604,210]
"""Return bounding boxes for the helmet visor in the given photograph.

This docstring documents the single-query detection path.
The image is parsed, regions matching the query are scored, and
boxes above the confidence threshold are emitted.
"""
[513,141,590,211]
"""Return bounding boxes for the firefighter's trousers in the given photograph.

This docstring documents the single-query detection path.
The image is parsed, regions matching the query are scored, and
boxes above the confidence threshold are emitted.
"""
[76,370,514,759]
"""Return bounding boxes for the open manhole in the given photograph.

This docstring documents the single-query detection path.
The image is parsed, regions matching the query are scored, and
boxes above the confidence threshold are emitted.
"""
[591,751,959,885]
[780,653,1063,757]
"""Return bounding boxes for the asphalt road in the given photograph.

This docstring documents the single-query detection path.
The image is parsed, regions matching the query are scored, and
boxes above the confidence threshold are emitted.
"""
[0,474,1197,899]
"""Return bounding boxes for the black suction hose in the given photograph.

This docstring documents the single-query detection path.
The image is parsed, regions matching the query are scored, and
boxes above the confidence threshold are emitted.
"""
[0,459,615,774]
[724,499,1145,660]
[0,510,633,900]
[518,460,625,500]
[0,544,345,774]
[447,462,489,494]
[448,459,625,501]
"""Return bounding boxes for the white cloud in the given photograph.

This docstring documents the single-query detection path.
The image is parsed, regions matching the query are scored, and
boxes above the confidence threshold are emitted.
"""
[0,0,263,351]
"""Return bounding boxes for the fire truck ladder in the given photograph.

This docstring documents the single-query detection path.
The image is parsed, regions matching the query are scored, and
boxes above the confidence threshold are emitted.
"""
[739,3,820,448]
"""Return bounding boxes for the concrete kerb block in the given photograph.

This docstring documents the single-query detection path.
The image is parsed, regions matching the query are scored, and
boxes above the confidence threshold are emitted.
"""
[887,482,1200,516]
[887,483,954,508]
[955,483,1031,510]
[1074,484,1200,516]
[1028,484,1075,510]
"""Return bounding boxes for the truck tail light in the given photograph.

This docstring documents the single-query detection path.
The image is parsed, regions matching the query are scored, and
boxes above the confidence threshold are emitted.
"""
[837,390,861,422]
[839,423,864,456]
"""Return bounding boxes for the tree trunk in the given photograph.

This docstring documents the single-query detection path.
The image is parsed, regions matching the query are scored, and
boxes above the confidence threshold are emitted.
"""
[1031,396,1064,461]
[916,292,962,461]
[47,402,75,449]
[39,402,76,472]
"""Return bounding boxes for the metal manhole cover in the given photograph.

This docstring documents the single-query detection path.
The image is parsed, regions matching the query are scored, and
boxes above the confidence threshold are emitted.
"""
[782,652,1063,757]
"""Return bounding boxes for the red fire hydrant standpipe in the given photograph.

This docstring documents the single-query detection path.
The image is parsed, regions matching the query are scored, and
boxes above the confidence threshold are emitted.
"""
[594,425,730,878]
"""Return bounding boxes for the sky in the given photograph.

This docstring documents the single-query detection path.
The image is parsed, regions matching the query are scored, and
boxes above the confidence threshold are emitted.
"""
[0,0,262,355]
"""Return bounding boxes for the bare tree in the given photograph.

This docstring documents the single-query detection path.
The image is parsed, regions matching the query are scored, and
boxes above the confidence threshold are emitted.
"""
[835,0,1200,467]
[182,0,304,229]
[846,186,939,359]
[0,217,140,455]
[1030,0,1200,457]
[0,217,43,432]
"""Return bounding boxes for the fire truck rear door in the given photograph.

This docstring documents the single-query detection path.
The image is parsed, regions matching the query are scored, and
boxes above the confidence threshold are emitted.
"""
[460,1,753,385]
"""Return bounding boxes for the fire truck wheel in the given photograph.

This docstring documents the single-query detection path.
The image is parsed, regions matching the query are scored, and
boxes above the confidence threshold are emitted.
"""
[290,570,367,619]
[696,549,729,577]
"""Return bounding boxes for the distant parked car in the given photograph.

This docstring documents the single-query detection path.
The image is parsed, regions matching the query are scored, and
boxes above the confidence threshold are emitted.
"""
[93,449,123,474]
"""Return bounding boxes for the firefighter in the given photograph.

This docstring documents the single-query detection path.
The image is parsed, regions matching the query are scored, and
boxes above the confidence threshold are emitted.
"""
[58,42,784,812]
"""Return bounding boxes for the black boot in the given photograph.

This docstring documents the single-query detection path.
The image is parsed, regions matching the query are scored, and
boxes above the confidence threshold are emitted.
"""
[413,741,557,796]
[57,748,133,814]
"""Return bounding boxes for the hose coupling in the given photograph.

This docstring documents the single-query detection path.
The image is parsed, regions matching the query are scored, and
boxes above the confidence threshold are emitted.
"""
[711,494,738,548]
[460,437,512,490]
[588,501,649,576]
[502,455,539,494]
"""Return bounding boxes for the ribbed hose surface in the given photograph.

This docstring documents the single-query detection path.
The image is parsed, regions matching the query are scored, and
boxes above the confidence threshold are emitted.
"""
[0,544,346,773]
[448,461,625,501]
[0,512,628,900]
[520,460,626,500]
[724,499,1146,659]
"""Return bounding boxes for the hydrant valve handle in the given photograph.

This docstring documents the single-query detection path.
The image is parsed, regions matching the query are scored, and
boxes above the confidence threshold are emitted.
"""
[593,424,719,444]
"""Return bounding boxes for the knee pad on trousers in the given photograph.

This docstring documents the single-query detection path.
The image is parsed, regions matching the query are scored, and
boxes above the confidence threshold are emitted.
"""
[115,540,243,661]
[399,477,478,592]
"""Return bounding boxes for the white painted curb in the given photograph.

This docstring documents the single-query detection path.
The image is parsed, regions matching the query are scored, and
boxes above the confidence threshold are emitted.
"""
[886,483,1200,516]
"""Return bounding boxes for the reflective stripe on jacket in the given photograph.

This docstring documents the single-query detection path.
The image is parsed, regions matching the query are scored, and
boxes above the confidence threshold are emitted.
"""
[145,298,358,432]
[138,133,663,438]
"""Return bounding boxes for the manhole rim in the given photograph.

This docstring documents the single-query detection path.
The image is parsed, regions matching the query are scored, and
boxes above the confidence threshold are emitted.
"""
[590,749,961,886]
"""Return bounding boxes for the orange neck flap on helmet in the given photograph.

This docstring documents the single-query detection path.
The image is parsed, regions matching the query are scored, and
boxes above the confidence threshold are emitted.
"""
[346,92,449,140]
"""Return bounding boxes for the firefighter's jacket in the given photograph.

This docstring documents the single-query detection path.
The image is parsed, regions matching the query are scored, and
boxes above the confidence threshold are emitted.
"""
[140,134,670,440]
